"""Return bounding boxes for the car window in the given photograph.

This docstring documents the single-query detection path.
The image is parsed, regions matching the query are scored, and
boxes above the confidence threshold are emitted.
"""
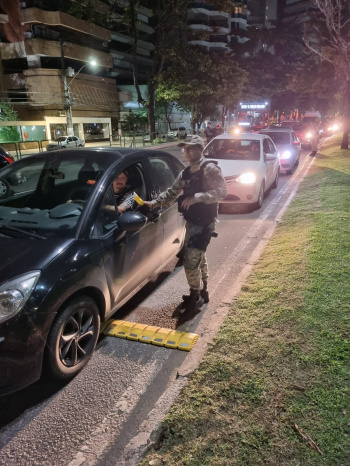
[204,139,260,161]
[0,156,105,238]
[263,132,290,144]
[55,160,99,185]
[149,157,176,192]
[170,156,185,177]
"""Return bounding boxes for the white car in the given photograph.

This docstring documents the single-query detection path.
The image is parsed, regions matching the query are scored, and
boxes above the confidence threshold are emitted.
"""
[203,133,280,211]
[46,136,85,151]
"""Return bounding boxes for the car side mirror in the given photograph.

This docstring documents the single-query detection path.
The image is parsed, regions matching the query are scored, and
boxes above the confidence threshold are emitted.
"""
[117,211,147,231]
[265,153,276,161]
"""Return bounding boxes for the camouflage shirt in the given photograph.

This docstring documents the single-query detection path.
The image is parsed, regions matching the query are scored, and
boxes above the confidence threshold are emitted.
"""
[150,156,227,208]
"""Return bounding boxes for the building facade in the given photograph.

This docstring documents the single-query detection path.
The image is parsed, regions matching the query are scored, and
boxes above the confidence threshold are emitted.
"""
[187,1,249,52]
[0,0,154,141]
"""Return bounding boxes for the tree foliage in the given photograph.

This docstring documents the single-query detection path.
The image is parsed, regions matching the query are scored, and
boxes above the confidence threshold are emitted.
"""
[108,0,245,137]
[305,0,350,149]
[234,19,309,114]
[0,99,20,142]
[157,45,247,131]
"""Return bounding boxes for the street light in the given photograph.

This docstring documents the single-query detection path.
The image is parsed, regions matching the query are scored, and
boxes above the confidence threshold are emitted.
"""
[60,39,98,136]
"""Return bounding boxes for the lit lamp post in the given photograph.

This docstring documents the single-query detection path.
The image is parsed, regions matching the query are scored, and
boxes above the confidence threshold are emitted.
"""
[60,39,97,137]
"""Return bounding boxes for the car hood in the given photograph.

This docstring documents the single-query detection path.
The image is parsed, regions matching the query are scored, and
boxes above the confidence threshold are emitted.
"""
[0,237,74,282]
[206,158,260,177]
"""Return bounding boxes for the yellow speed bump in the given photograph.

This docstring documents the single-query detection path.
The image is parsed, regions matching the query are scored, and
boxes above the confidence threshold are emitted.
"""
[102,320,199,352]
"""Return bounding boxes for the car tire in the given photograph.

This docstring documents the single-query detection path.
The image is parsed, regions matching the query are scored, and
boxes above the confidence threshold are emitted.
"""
[78,144,83,147]
[271,169,279,188]
[0,179,10,199]
[45,296,100,380]
[252,181,264,211]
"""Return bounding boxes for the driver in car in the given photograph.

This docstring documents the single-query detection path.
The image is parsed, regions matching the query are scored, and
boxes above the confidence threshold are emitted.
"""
[112,170,136,213]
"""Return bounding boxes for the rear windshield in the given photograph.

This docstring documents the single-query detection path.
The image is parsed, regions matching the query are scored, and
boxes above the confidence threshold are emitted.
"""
[204,139,260,161]
[262,132,291,144]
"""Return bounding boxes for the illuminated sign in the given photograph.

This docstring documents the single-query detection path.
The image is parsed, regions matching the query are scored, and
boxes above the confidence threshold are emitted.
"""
[240,103,268,110]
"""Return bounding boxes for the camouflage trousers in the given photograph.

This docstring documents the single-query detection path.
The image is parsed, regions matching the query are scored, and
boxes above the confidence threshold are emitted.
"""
[184,221,215,291]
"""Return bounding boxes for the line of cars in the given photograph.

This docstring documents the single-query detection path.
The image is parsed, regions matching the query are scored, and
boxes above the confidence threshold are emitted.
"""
[0,121,317,395]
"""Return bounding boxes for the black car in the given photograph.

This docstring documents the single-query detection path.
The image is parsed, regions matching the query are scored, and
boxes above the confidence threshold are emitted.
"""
[0,147,185,395]
[0,146,15,169]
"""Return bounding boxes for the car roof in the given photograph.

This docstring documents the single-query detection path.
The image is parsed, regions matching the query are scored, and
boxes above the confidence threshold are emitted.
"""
[211,133,267,141]
[24,146,175,165]
[260,127,293,132]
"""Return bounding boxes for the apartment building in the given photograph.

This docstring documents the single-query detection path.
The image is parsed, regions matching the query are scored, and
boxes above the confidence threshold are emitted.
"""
[0,0,154,140]
[187,1,249,52]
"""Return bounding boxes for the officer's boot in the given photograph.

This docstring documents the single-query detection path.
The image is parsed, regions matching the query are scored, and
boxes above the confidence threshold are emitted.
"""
[180,289,204,311]
[184,289,204,312]
[200,281,209,303]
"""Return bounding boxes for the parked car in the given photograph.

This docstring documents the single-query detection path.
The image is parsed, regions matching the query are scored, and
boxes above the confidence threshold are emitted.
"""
[0,147,185,395]
[178,127,188,139]
[203,133,280,211]
[46,136,85,151]
[282,122,318,149]
[0,146,15,170]
[167,129,178,138]
[259,127,300,175]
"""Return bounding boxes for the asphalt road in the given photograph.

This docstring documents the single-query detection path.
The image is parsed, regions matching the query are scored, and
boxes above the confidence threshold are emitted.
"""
[0,145,316,466]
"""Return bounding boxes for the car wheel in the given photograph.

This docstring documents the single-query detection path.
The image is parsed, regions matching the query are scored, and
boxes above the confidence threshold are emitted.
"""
[252,182,264,211]
[0,179,10,198]
[45,296,100,380]
[78,144,83,147]
[271,169,279,188]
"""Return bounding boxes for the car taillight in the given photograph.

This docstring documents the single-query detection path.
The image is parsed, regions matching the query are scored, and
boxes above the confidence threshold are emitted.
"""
[293,141,300,145]
[5,156,14,164]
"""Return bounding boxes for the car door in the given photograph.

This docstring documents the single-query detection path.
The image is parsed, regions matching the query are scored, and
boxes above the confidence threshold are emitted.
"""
[263,137,277,188]
[147,156,185,264]
[97,160,163,309]
[291,131,301,162]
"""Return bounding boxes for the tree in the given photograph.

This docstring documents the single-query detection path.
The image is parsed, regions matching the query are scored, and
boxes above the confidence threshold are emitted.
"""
[0,99,21,142]
[108,0,188,140]
[108,0,243,139]
[157,45,247,132]
[305,0,350,149]
[233,19,309,117]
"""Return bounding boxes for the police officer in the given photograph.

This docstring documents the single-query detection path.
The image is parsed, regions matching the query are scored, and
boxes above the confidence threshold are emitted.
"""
[144,135,227,312]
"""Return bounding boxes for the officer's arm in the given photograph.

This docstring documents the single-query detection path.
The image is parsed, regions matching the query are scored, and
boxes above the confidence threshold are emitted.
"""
[149,172,184,208]
[193,164,227,203]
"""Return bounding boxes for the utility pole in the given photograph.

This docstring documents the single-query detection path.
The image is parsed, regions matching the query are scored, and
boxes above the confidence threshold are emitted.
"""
[60,39,74,136]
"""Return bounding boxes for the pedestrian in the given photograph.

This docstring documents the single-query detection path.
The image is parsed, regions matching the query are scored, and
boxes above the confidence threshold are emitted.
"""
[143,135,227,315]
[214,123,223,136]
[204,122,215,144]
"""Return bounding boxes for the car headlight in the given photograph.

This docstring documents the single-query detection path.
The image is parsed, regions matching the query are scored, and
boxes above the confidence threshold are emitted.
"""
[280,150,292,159]
[0,271,40,324]
[333,124,339,130]
[306,132,312,139]
[236,172,256,184]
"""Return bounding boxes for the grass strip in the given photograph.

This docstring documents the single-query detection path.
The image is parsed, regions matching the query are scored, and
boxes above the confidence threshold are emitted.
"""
[142,136,350,465]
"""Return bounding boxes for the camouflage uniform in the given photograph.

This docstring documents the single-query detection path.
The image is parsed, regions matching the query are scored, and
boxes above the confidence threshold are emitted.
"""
[151,156,227,291]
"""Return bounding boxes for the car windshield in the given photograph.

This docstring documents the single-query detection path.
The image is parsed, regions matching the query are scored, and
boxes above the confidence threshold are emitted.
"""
[204,139,261,161]
[262,132,290,144]
[0,154,105,238]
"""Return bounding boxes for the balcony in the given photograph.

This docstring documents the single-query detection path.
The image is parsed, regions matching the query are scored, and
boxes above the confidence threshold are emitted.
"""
[20,8,111,41]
